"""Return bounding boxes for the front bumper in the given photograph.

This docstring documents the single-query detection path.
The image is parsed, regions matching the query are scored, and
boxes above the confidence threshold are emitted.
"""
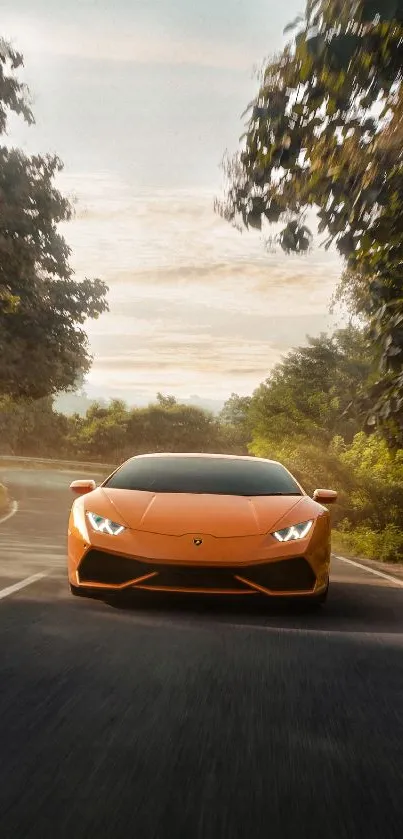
[74,547,323,597]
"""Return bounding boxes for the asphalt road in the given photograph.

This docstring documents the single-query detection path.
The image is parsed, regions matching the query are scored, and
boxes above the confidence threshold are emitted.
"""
[1,468,403,839]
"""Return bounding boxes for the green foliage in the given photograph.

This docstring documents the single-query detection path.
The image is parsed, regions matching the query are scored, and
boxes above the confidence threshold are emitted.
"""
[0,395,69,456]
[156,393,178,409]
[218,393,253,450]
[217,0,403,442]
[250,432,403,561]
[71,400,130,463]
[125,402,223,456]
[0,396,248,463]
[247,324,402,561]
[1,322,401,561]
[340,430,403,485]
[333,525,403,564]
[0,40,108,399]
[250,327,374,446]
[0,39,33,132]
[219,393,252,427]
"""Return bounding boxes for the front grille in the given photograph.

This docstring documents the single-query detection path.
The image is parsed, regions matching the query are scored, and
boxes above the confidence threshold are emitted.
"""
[78,550,316,593]
[148,566,247,591]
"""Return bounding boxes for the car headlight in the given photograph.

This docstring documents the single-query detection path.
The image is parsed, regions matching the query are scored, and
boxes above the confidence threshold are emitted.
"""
[272,520,313,542]
[87,512,125,536]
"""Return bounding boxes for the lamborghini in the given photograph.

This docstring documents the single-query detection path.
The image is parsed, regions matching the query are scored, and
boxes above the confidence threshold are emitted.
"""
[67,453,337,606]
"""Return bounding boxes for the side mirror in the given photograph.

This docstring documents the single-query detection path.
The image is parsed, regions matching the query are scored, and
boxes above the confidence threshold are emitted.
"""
[313,489,338,505]
[70,479,96,496]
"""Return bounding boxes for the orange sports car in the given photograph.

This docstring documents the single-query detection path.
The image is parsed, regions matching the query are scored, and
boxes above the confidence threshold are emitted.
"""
[67,453,337,606]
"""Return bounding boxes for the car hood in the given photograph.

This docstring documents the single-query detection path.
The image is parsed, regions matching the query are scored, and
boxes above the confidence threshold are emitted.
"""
[93,487,315,537]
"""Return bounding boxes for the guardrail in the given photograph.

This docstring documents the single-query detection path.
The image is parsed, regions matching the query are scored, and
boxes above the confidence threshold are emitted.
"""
[0,455,117,471]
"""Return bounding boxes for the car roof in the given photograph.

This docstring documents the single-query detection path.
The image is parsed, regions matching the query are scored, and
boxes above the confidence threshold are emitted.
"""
[128,452,282,467]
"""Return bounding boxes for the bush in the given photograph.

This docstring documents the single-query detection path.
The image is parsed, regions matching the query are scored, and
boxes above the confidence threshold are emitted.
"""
[250,431,403,563]
[333,525,403,564]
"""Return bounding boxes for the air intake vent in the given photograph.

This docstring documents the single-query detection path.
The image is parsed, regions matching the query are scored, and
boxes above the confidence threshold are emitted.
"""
[242,557,315,592]
[78,550,147,585]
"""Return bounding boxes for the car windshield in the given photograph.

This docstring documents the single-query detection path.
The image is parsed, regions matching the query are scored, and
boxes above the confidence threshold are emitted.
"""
[103,457,303,496]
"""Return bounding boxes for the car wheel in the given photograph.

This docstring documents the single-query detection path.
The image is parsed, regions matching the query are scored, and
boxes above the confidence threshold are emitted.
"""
[306,581,329,610]
[317,580,329,602]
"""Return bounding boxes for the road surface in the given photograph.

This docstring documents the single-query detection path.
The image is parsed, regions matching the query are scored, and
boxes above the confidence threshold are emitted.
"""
[0,468,402,839]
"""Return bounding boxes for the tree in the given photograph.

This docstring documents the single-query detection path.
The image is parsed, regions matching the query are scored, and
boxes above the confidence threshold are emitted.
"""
[217,0,403,442]
[0,39,108,399]
[156,393,178,409]
[219,393,252,426]
[59,398,244,463]
[128,403,222,454]
[249,326,374,448]
[73,400,130,462]
[0,395,68,456]
[218,393,252,451]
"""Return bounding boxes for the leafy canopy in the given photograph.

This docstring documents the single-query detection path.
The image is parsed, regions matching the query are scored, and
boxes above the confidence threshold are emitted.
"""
[217,0,403,442]
[0,39,108,398]
[248,326,374,447]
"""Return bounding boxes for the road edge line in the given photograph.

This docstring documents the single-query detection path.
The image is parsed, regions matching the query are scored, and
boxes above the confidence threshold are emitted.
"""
[0,570,50,601]
[333,554,403,588]
[0,500,18,526]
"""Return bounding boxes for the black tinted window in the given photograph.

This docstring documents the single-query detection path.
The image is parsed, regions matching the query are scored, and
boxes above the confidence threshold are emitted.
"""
[104,457,302,496]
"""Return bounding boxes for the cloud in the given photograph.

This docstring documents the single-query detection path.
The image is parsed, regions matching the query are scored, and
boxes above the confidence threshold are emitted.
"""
[103,260,332,288]
[61,181,343,399]
[91,334,281,373]
[87,332,284,404]
[59,181,342,318]
[96,300,336,348]
[3,13,267,71]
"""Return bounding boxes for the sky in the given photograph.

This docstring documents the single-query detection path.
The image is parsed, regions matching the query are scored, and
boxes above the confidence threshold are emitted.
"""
[3,0,343,409]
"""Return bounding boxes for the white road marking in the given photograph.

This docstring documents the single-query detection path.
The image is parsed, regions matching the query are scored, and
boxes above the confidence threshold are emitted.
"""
[0,571,49,601]
[0,500,18,526]
[334,554,403,588]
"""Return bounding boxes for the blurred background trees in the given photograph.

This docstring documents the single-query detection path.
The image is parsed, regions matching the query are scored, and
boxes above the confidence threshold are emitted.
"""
[0,39,108,399]
[1,324,402,561]
[216,0,403,444]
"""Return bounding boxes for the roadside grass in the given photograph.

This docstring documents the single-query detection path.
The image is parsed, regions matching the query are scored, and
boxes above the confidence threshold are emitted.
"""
[332,525,403,565]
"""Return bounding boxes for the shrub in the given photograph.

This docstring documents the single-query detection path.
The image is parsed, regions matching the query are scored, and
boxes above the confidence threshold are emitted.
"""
[250,431,403,563]
[333,525,403,564]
